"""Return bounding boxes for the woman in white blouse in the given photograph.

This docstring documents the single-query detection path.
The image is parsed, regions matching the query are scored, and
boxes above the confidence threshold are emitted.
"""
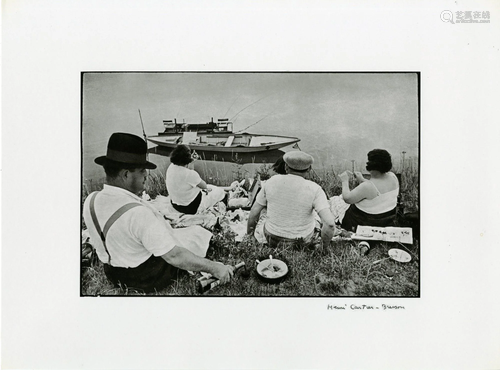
[337,149,399,232]
[166,144,232,214]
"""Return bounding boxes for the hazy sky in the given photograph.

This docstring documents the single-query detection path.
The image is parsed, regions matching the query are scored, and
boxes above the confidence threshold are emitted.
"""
[83,72,418,180]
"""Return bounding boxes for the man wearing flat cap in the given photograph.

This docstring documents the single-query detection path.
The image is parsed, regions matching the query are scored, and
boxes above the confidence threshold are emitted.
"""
[82,133,234,292]
[247,151,337,249]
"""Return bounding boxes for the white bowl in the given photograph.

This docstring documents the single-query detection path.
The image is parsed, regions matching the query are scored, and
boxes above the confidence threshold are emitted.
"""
[256,259,288,279]
[388,248,412,263]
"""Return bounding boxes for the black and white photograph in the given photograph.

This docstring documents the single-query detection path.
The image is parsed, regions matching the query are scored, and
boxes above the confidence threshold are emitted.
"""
[81,72,420,296]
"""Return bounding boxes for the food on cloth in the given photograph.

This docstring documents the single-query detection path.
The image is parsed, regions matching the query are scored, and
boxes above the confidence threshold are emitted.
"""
[228,197,249,208]
[258,259,288,279]
[260,264,282,278]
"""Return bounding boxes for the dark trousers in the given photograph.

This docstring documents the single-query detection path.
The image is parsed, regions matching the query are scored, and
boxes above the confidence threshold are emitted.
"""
[171,191,202,215]
[264,225,315,248]
[103,255,181,293]
[341,204,397,233]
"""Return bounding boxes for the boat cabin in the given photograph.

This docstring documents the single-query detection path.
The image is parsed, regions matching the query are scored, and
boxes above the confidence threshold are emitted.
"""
[214,118,233,133]
[184,118,234,133]
[159,118,233,135]
[161,119,184,134]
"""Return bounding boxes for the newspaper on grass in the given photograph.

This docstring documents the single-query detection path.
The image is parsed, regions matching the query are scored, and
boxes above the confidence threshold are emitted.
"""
[351,225,413,244]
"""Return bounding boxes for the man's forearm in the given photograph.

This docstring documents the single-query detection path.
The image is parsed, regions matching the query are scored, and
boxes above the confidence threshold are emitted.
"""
[341,181,353,202]
[162,246,220,275]
[321,224,335,247]
[318,208,336,247]
[247,213,258,235]
[197,180,208,190]
[247,205,263,235]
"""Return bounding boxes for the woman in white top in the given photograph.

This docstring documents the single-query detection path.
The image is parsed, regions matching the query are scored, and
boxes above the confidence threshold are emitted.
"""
[166,145,231,214]
[337,149,399,232]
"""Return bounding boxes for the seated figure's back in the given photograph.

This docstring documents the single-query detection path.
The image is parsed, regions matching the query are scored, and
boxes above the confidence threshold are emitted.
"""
[256,174,329,239]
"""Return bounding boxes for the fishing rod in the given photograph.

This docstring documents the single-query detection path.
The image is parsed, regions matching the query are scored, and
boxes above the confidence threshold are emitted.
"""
[138,109,149,159]
[138,109,147,142]
[223,95,240,118]
[234,112,274,134]
[229,93,275,122]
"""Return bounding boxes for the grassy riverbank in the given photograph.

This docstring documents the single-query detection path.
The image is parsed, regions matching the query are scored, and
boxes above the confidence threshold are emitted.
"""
[81,163,419,297]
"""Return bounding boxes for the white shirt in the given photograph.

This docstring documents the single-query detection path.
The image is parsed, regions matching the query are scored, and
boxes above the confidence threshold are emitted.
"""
[255,174,330,239]
[166,164,202,205]
[356,173,399,214]
[82,185,176,268]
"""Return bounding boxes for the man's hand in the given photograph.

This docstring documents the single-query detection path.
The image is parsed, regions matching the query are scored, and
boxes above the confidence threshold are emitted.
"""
[191,151,200,161]
[339,170,352,182]
[212,264,234,284]
[333,226,342,237]
[247,202,265,236]
[242,233,257,244]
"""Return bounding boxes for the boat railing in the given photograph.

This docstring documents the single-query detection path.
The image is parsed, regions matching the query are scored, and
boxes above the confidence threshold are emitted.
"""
[160,118,234,134]
[215,120,233,133]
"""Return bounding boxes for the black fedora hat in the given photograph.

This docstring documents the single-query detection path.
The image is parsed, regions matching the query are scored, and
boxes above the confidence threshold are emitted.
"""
[95,132,157,169]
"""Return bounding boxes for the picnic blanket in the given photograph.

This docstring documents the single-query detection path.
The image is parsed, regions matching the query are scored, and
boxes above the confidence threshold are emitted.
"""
[144,194,253,242]
[145,178,266,243]
[146,194,219,230]
[328,195,351,223]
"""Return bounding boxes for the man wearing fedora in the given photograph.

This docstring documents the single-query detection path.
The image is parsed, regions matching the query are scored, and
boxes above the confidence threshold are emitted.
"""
[246,151,337,249]
[82,133,234,292]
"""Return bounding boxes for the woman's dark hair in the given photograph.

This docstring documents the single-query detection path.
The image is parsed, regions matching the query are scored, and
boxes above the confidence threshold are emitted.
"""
[170,144,193,166]
[366,149,392,173]
[272,156,287,175]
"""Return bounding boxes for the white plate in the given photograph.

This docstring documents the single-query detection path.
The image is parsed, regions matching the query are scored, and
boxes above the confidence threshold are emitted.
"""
[388,248,412,263]
[257,259,288,279]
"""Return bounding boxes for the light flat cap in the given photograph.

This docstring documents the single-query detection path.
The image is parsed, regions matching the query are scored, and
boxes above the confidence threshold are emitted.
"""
[283,151,314,171]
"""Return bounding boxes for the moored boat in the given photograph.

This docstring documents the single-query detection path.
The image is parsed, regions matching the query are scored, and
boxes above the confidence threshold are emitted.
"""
[146,118,300,153]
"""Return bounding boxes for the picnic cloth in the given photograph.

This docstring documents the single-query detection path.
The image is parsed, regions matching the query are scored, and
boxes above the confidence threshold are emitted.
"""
[142,182,270,244]
[228,197,249,208]
[169,225,211,257]
[147,195,218,230]
[328,195,351,223]
[137,195,212,258]
[145,182,260,239]
[143,189,340,246]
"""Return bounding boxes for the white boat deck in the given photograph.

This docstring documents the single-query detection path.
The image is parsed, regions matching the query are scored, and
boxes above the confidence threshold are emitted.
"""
[147,133,299,153]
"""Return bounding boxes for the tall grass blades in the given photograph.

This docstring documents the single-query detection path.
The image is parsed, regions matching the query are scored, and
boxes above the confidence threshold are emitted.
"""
[81,161,419,296]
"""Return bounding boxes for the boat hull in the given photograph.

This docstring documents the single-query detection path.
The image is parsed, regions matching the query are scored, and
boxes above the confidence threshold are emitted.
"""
[147,133,300,153]
[148,145,286,164]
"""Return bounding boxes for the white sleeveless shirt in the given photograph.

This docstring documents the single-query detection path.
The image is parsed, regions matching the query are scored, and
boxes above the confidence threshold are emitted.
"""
[356,174,399,214]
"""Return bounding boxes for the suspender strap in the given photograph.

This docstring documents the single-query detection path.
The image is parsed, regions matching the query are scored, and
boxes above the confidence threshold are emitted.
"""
[103,203,142,238]
[89,192,105,243]
[88,191,142,265]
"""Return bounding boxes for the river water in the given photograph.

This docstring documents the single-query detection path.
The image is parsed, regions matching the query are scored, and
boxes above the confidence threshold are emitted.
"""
[83,72,419,184]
